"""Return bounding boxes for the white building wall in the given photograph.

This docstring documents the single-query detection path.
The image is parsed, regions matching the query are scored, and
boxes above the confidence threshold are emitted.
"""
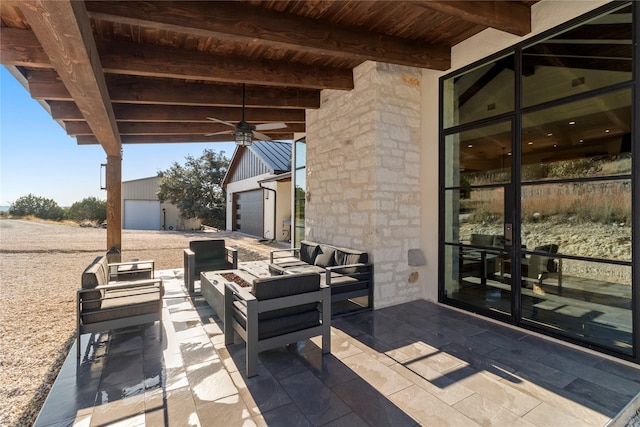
[307,0,613,308]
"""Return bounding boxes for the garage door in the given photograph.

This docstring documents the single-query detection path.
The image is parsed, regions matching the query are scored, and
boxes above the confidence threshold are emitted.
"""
[124,200,161,230]
[235,190,263,237]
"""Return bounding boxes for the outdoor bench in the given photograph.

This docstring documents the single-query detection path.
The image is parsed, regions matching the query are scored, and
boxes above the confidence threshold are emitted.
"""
[269,240,373,310]
[77,255,163,359]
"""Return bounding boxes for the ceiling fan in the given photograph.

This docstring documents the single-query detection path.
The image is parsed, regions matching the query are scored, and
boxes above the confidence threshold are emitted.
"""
[205,83,287,146]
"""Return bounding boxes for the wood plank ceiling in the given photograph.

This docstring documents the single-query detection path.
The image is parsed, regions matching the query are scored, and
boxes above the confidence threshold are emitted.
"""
[1,0,536,156]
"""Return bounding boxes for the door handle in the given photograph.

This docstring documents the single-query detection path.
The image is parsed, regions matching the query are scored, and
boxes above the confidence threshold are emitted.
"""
[504,223,513,246]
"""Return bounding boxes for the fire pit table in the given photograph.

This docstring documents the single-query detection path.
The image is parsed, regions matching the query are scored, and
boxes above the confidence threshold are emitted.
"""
[200,269,259,322]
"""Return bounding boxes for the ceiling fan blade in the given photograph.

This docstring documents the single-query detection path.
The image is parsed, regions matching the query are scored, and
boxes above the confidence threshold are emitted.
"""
[206,117,236,128]
[254,122,287,131]
[252,130,272,141]
[205,130,234,137]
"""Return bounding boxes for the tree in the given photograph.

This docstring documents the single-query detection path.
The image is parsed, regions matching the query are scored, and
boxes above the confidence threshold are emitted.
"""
[9,194,64,220]
[157,149,229,229]
[67,197,107,222]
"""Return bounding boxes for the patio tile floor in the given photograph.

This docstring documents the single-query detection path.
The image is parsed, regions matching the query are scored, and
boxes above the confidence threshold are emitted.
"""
[34,267,640,426]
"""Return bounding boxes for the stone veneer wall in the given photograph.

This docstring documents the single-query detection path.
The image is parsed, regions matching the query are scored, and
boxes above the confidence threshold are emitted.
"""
[306,61,423,308]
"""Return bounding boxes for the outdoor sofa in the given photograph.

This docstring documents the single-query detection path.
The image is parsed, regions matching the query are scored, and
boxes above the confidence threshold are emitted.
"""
[184,239,238,293]
[269,240,373,310]
[224,272,330,377]
[77,255,163,359]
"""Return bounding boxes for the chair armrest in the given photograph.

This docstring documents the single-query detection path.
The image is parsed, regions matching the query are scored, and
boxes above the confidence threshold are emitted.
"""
[226,247,238,269]
[97,277,163,291]
[270,247,300,262]
[108,259,155,268]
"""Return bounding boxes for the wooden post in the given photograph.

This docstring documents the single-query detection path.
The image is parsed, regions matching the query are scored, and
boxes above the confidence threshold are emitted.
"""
[106,154,122,261]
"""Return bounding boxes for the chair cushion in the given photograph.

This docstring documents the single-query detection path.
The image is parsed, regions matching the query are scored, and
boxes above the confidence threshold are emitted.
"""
[314,245,336,268]
[252,272,320,300]
[470,234,500,247]
[534,244,559,272]
[194,261,235,276]
[190,240,227,264]
[232,302,320,340]
[81,256,107,310]
[299,241,319,264]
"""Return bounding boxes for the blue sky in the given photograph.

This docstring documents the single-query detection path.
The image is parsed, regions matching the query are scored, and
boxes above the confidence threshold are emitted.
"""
[0,66,238,207]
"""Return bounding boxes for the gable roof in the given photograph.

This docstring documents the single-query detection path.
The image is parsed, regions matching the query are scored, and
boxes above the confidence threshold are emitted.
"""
[222,140,292,187]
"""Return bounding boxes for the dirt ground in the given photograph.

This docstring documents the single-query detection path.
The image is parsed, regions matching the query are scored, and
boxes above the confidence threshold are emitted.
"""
[0,219,286,427]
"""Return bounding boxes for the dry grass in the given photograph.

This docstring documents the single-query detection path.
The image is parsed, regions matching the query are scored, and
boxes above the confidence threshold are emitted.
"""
[0,218,282,427]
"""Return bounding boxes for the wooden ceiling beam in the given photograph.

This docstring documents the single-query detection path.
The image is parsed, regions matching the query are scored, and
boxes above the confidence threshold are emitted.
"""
[28,71,321,108]
[2,27,352,90]
[65,121,305,136]
[18,1,121,156]
[413,1,531,36]
[85,0,451,70]
[0,27,52,68]
[50,101,306,123]
[96,39,353,90]
[77,134,295,145]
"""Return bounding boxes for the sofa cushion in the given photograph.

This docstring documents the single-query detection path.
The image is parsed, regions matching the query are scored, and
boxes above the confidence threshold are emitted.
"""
[299,241,319,264]
[81,286,161,324]
[252,272,320,300]
[334,248,368,273]
[314,245,336,268]
[81,256,107,311]
[190,240,227,264]
[327,274,369,294]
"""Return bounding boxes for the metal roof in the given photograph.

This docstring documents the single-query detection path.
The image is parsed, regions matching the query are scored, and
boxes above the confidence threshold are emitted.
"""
[249,140,292,173]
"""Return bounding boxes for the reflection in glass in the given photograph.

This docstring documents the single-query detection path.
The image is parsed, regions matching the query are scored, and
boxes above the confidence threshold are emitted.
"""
[444,121,512,188]
[443,55,514,129]
[521,259,631,355]
[522,4,632,108]
[521,90,632,181]
[295,198,305,228]
[295,138,307,169]
[444,188,505,245]
[444,244,512,316]
[521,180,631,262]
[295,168,306,195]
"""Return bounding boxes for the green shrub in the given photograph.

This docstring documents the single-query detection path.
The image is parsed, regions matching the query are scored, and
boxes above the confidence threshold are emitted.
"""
[67,197,107,222]
[9,194,64,220]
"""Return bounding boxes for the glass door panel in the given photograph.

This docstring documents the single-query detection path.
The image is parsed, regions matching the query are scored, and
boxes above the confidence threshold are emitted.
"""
[443,121,513,316]
[519,89,633,354]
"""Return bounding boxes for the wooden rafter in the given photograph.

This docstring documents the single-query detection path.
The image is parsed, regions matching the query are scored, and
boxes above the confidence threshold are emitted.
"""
[27,71,321,109]
[77,134,295,145]
[85,0,451,70]
[49,102,306,124]
[1,27,353,90]
[18,1,121,156]
[414,1,531,36]
[65,121,305,136]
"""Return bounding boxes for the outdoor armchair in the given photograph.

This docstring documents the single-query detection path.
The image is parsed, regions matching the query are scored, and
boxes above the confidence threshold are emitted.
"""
[183,239,238,293]
[224,272,331,377]
[77,256,163,360]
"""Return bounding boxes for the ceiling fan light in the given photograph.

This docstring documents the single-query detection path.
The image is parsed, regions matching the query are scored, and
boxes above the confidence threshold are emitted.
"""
[235,130,253,146]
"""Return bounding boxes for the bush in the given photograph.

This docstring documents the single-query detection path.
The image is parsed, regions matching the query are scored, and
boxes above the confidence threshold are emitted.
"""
[67,197,107,222]
[9,194,64,220]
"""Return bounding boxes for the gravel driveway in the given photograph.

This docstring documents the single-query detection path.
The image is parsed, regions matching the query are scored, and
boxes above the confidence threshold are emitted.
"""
[0,219,284,427]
